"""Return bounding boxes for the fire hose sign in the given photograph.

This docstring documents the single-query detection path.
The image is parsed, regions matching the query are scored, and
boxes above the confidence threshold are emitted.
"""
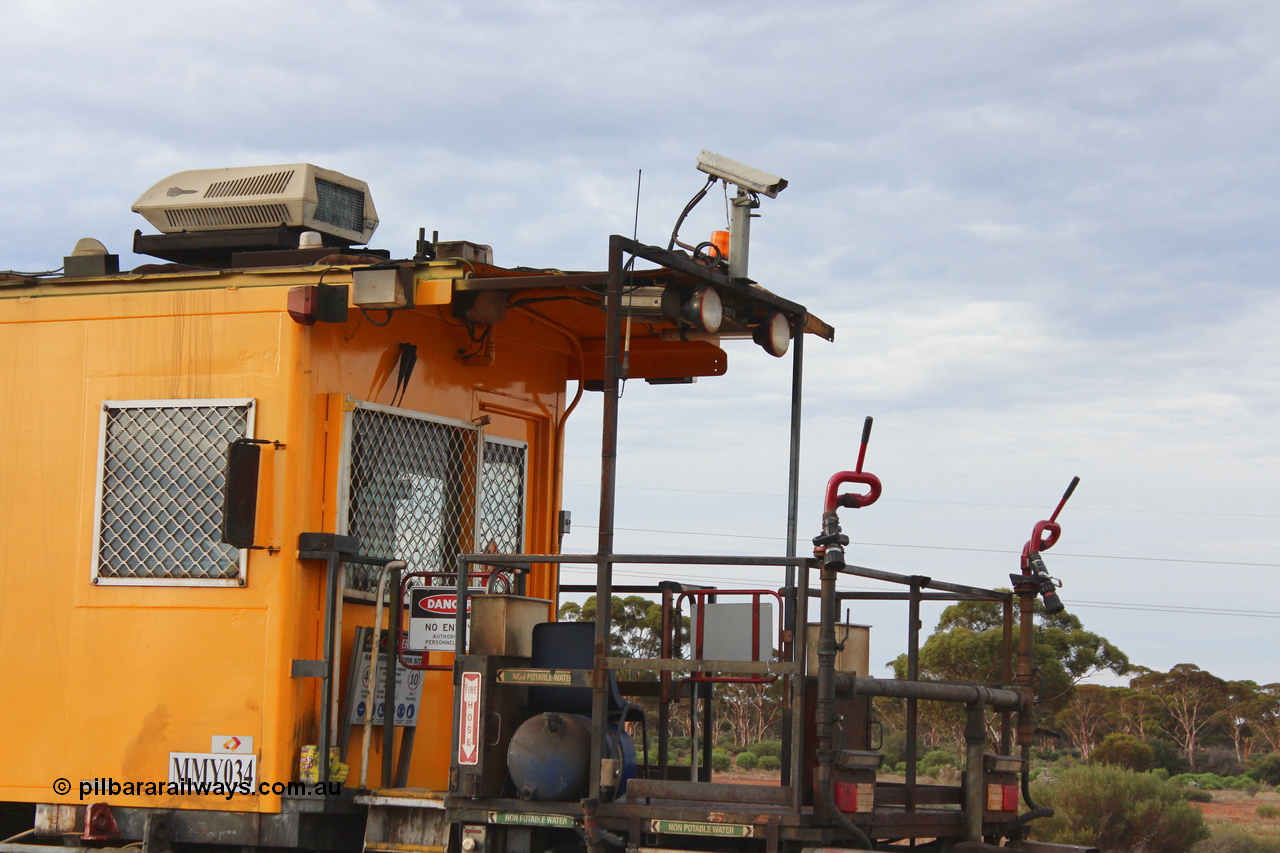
[458,671,482,765]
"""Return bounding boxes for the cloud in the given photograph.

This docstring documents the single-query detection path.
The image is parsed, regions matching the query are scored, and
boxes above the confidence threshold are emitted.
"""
[1,0,1277,680]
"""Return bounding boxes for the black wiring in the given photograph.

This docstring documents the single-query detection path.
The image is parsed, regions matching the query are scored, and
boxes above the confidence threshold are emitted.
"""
[667,175,717,252]
[508,295,600,310]
[2,267,64,277]
[359,307,394,327]
[457,321,493,358]
[390,343,418,407]
[434,306,469,328]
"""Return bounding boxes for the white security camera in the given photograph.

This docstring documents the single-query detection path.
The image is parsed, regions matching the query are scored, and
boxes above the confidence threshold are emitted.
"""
[695,150,788,198]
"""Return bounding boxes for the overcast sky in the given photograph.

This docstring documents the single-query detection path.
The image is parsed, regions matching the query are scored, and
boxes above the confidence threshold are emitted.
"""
[3,0,1277,683]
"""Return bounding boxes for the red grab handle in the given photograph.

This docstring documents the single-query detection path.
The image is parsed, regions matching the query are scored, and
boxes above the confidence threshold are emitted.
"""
[824,471,883,512]
[1031,519,1062,552]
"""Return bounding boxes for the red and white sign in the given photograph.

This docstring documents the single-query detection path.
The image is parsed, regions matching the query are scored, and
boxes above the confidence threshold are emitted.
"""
[418,593,460,615]
[408,589,472,651]
[458,671,482,765]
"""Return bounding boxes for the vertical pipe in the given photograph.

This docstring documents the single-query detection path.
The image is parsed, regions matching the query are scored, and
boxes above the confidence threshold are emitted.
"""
[782,326,804,787]
[751,595,761,661]
[905,580,922,814]
[1016,586,1037,748]
[964,703,987,842]
[701,594,717,782]
[588,236,625,797]
[394,726,415,788]
[332,565,345,756]
[454,555,467,658]
[658,586,672,780]
[728,189,753,280]
[700,683,713,782]
[784,326,805,563]
[788,560,807,811]
[815,557,839,774]
[690,679,699,780]
[383,562,402,787]
[473,424,484,554]
[319,552,338,785]
[362,565,392,790]
[1001,595,1014,755]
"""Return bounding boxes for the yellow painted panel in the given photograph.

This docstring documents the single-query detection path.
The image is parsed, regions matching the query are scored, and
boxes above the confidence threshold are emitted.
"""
[5,607,267,811]
[0,267,576,810]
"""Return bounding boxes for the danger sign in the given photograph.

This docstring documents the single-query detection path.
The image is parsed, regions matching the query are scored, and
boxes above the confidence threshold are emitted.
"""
[408,588,468,651]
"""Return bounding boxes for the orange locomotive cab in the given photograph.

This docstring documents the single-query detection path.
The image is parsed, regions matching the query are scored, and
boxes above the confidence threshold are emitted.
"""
[0,162,831,849]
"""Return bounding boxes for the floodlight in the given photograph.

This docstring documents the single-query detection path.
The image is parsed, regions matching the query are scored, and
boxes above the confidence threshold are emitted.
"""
[753,311,791,357]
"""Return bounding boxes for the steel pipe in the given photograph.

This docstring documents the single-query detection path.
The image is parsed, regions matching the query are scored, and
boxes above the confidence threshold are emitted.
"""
[834,674,1022,710]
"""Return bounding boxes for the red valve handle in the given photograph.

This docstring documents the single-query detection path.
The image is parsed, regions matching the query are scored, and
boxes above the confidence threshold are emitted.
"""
[1019,477,1078,571]
[1031,519,1062,552]
[824,471,883,512]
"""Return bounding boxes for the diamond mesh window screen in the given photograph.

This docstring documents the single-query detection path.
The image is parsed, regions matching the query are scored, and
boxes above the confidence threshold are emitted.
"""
[341,403,527,597]
[480,439,526,555]
[94,400,252,583]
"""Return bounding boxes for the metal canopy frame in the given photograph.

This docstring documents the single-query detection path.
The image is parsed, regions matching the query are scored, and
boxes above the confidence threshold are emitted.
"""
[431,236,1051,846]
[590,235,818,801]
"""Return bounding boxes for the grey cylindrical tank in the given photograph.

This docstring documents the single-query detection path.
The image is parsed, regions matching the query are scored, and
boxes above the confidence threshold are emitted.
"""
[507,712,594,801]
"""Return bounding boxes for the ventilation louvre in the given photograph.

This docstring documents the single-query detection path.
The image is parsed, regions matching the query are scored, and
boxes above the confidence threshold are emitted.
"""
[165,204,291,229]
[133,164,378,244]
[205,170,295,198]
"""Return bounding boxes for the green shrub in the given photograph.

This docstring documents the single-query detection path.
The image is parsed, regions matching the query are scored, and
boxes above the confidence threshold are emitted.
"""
[1194,825,1280,853]
[1030,764,1209,853]
[1148,738,1190,775]
[1249,754,1280,786]
[917,748,957,778]
[1184,788,1213,802]
[1200,748,1242,778]
[1171,773,1229,790]
[879,730,924,766]
[1259,804,1280,819]
[1090,733,1154,773]
[736,751,760,770]
[759,755,781,771]
[749,740,782,759]
[711,749,732,773]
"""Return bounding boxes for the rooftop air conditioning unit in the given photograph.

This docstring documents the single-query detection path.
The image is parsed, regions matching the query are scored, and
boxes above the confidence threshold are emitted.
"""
[132,164,379,245]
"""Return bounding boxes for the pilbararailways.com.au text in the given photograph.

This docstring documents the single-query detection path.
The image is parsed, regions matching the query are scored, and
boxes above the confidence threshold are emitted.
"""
[62,778,342,801]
